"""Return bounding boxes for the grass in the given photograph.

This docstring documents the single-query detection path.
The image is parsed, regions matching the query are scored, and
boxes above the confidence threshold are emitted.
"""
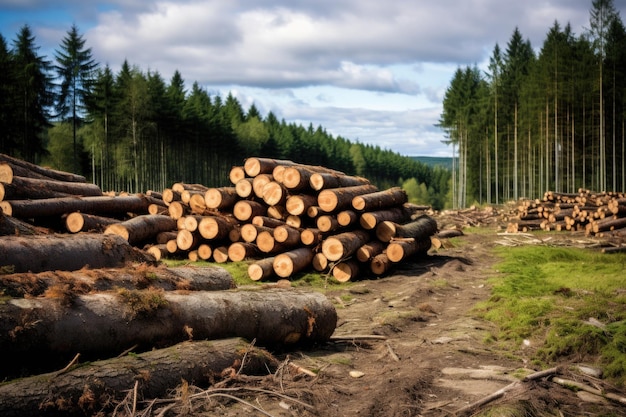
[473,245,626,386]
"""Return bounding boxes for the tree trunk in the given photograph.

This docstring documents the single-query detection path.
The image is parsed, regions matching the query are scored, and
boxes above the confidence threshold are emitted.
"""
[0,288,337,378]
[227,241,262,262]
[247,257,276,281]
[0,194,154,219]
[331,259,360,282]
[104,214,177,245]
[370,253,392,276]
[309,172,371,191]
[356,240,386,262]
[0,233,152,273]
[0,265,235,298]
[0,153,87,183]
[252,215,287,228]
[286,194,318,216]
[65,212,122,233]
[1,211,50,236]
[321,229,371,261]
[386,238,432,262]
[317,184,379,213]
[351,187,408,211]
[204,186,239,210]
[375,214,438,243]
[272,247,315,277]
[0,338,276,417]
[198,214,238,240]
[2,175,103,199]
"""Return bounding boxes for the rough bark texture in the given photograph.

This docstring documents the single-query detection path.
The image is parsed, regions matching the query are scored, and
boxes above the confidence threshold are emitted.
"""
[65,212,121,233]
[321,229,371,261]
[0,233,153,273]
[104,214,177,244]
[2,175,103,198]
[0,153,87,183]
[0,338,276,417]
[351,187,408,211]
[317,184,379,213]
[375,214,439,243]
[272,247,316,277]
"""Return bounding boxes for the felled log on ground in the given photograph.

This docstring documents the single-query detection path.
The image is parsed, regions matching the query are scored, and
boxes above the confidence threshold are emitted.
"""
[0,153,87,183]
[387,238,433,262]
[0,265,235,298]
[65,212,121,233]
[104,214,177,245]
[0,233,153,273]
[0,338,276,417]
[272,247,315,277]
[359,205,417,230]
[0,211,50,236]
[375,214,439,242]
[247,257,276,281]
[0,175,102,200]
[0,288,337,378]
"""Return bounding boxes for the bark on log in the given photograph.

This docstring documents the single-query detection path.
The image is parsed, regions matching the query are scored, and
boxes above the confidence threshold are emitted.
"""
[252,215,287,228]
[318,184,379,213]
[321,229,371,261]
[272,247,316,277]
[244,157,295,177]
[146,243,168,260]
[227,241,262,262]
[309,172,371,191]
[0,265,235,298]
[317,214,341,233]
[2,175,102,199]
[0,288,337,377]
[332,259,361,283]
[166,201,186,219]
[161,188,182,205]
[370,253,392,276]
[247,257,276,281]
[387,238,432,262]
[240,223,273,243]
[212,245,230,263]
[351,187,408,211]
[176,229,201,251]
[286,194,318,216]
[267,204,288,220]
[0,338,276,417]
[233,200,267,222]
[300,227,324,246]
[273,224,301,245]
[359,205,415,230]
[65,212,122,233]
[104,214,177,245]
[375,214,438,243]
[256,230,300,254]
[356,240,386,262]
[282,166,315,191]
[0,153,87,183]
[204,187,239,210]
[337,209,359,227]
[198,215,238,240]
[0,194,154,219]
[312,252,329,272]
[188,193,207,214]
[1,211,49,236]
[0,233,152,273]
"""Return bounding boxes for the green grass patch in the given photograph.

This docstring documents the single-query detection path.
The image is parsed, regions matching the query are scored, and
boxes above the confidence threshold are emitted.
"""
[474,245,626,386]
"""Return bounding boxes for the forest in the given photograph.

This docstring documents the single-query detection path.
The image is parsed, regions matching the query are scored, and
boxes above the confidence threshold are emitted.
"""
[440,0,626,207]
[0,25,450,210]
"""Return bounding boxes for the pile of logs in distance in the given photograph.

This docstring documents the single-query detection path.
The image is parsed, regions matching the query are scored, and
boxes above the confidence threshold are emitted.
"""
[508,189,626,237]
[1,154,439,282]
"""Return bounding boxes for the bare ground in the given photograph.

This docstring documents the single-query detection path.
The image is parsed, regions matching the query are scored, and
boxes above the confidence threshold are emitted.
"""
[141,228,626,417]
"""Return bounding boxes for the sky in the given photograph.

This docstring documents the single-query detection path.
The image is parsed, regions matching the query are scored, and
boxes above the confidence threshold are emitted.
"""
[1,0,625,158]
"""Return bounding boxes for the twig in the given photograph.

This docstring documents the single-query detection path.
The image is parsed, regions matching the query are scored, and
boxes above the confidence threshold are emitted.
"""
[551,376,626,405]
[385,341,400,362]
[132,380,138,416]
[236,338,257,376]
[288,361,317,377]
[330,334,388,341]
[53,353,81,376]
[117,344,139,358]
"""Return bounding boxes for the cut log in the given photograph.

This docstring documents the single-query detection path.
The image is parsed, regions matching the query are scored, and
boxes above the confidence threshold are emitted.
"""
[300,227,324,246]
[252,215,287,228]
[286,194,318,216]
[273,224,301,245]
[171,182,209,194]
[176,229,201,251]
[182,214,203,232]
[0,338,276,417]
[312,252,329,272]
[337,209,359,227]
[321,229,371,261]
[188,193,207,214]
[352,187,408,211]
[166,201,186,219]
[252,173,274,198]
[317,214,341,233]
[318,184,379,213]
[370,253,392,276]
[65,212,121,233]
[1,212,49,236]
[204,186,239,210]
[104,214,177,245]
[244,157,296,177]
[267,204,288,220]
[282,166,315,191]
[228,241,261,262]
[229,165,246,184]
[1,176,102,200]
[356,240,386,262]
[235,177,254,198]
[257,230,299,253]
[146,243,168,260]
[375,214,438,242]
[198,215,238,240]
[161,188,182,205]
[309,172,371,191]
[212,245,230,263]
[247,257,276,281]
[0,233,152,273]
[332,259,361,283]
[0,153,87,183]
[0,194,154,219]
[197,243,213,260]
[0,265,235,298]
[262,181,288,206]
[359,205,415,230]
[272,247,315,277]
[233,200,267,222]
[240,223,272,243]
[387,238,432,262]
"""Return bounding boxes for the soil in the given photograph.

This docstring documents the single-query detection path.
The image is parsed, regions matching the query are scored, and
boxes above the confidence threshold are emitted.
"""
[162,227,625,417]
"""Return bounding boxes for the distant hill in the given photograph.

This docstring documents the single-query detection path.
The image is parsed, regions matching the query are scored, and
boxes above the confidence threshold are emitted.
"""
[410,156,452,170]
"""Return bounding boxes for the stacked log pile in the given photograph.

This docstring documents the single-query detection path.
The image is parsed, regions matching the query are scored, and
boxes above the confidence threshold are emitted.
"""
[507,189,626,238]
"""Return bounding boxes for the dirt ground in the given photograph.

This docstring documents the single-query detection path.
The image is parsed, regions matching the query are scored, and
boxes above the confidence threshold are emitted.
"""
[150,225,624,417]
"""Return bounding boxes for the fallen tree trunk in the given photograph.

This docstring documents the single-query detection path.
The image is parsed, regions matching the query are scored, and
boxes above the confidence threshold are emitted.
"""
[0,338,276,417]
[0,233,153,273]
[104,214,177,245]
[1,211,49,236]
[0,181,72,201]
[0,265,235,298]
[0,194,154,219]
[370,253,392,276]
[0,288,337,378]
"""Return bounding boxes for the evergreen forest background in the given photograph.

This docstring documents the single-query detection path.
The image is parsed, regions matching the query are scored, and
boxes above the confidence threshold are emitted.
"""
[1,0,623,210]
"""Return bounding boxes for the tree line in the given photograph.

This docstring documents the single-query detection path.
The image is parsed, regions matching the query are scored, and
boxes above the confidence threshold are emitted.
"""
[439,0,626,208]
[0,25,450,209]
